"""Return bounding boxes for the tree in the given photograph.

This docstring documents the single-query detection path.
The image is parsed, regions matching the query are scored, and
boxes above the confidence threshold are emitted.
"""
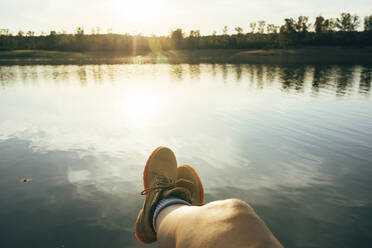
[188,30,200,48]
[364,15,372,31]
[171,28,183,40]
[280,18,296,33]
[336,13,360,31]
[222,26,228,35]
[296,16,309,33]
[221,26,229,48]
[211,30,217,47]
[257,21,266,33]
[249,22,257,33]
[0,29,10,35]
[323,18,336,32]
[75,27,84,35]
[234,26,243,35]
[315,16,325,33]
[267,24,278,34]
[279,18,297,47]
[26,31,35,37]
[314,16,336,33]
[1,12,372,52]
[189,30,200,38]
[171,28,183,48]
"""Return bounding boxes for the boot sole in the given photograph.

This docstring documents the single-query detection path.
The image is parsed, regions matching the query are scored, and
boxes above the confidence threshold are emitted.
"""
[135,146,165,244]
[181,164,204,205]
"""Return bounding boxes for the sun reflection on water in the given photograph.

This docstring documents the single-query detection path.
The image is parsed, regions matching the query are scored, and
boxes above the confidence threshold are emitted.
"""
[116,90,162,128]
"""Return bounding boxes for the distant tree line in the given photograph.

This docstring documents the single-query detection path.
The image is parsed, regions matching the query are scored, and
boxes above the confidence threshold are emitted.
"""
[0,13,372,53]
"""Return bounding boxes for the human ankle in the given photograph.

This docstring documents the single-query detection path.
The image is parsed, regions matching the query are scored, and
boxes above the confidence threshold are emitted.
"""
[155,204,190,232]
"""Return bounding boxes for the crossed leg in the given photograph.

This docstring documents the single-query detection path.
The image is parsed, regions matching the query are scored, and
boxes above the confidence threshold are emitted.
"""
[156,199,283,248]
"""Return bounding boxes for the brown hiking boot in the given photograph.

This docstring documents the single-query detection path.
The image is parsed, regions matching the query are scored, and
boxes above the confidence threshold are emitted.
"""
[135,147,192,244]
[177,164,204,206]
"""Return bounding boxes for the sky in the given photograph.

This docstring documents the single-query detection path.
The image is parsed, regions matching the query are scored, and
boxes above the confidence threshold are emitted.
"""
[1,0,371,35]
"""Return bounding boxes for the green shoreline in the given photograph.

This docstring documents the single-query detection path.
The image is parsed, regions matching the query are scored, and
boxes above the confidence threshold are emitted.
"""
[1,47,372,65]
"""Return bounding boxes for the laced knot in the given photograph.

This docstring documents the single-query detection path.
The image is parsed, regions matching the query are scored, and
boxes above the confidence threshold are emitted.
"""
[140,176,193,195]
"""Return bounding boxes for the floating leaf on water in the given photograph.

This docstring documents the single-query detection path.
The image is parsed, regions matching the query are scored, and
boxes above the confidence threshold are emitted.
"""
[20,178,32,183]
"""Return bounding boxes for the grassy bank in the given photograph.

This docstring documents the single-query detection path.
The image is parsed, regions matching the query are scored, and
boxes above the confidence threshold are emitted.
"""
[1,47,372,65]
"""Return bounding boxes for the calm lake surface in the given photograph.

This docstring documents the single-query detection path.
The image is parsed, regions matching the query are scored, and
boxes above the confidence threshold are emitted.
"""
[0,63,372,248]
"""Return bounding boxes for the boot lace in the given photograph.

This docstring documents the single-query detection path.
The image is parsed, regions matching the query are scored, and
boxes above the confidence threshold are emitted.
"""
[140,176,193,195]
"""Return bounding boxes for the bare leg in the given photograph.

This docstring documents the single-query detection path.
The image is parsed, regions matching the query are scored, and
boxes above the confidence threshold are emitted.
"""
[156,199,283,248]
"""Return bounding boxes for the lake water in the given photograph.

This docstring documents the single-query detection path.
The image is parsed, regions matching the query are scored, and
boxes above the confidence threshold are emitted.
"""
[0,63,371,248]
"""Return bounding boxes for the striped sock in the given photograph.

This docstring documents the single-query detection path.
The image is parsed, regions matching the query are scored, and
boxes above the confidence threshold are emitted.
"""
[152,197,191,231]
